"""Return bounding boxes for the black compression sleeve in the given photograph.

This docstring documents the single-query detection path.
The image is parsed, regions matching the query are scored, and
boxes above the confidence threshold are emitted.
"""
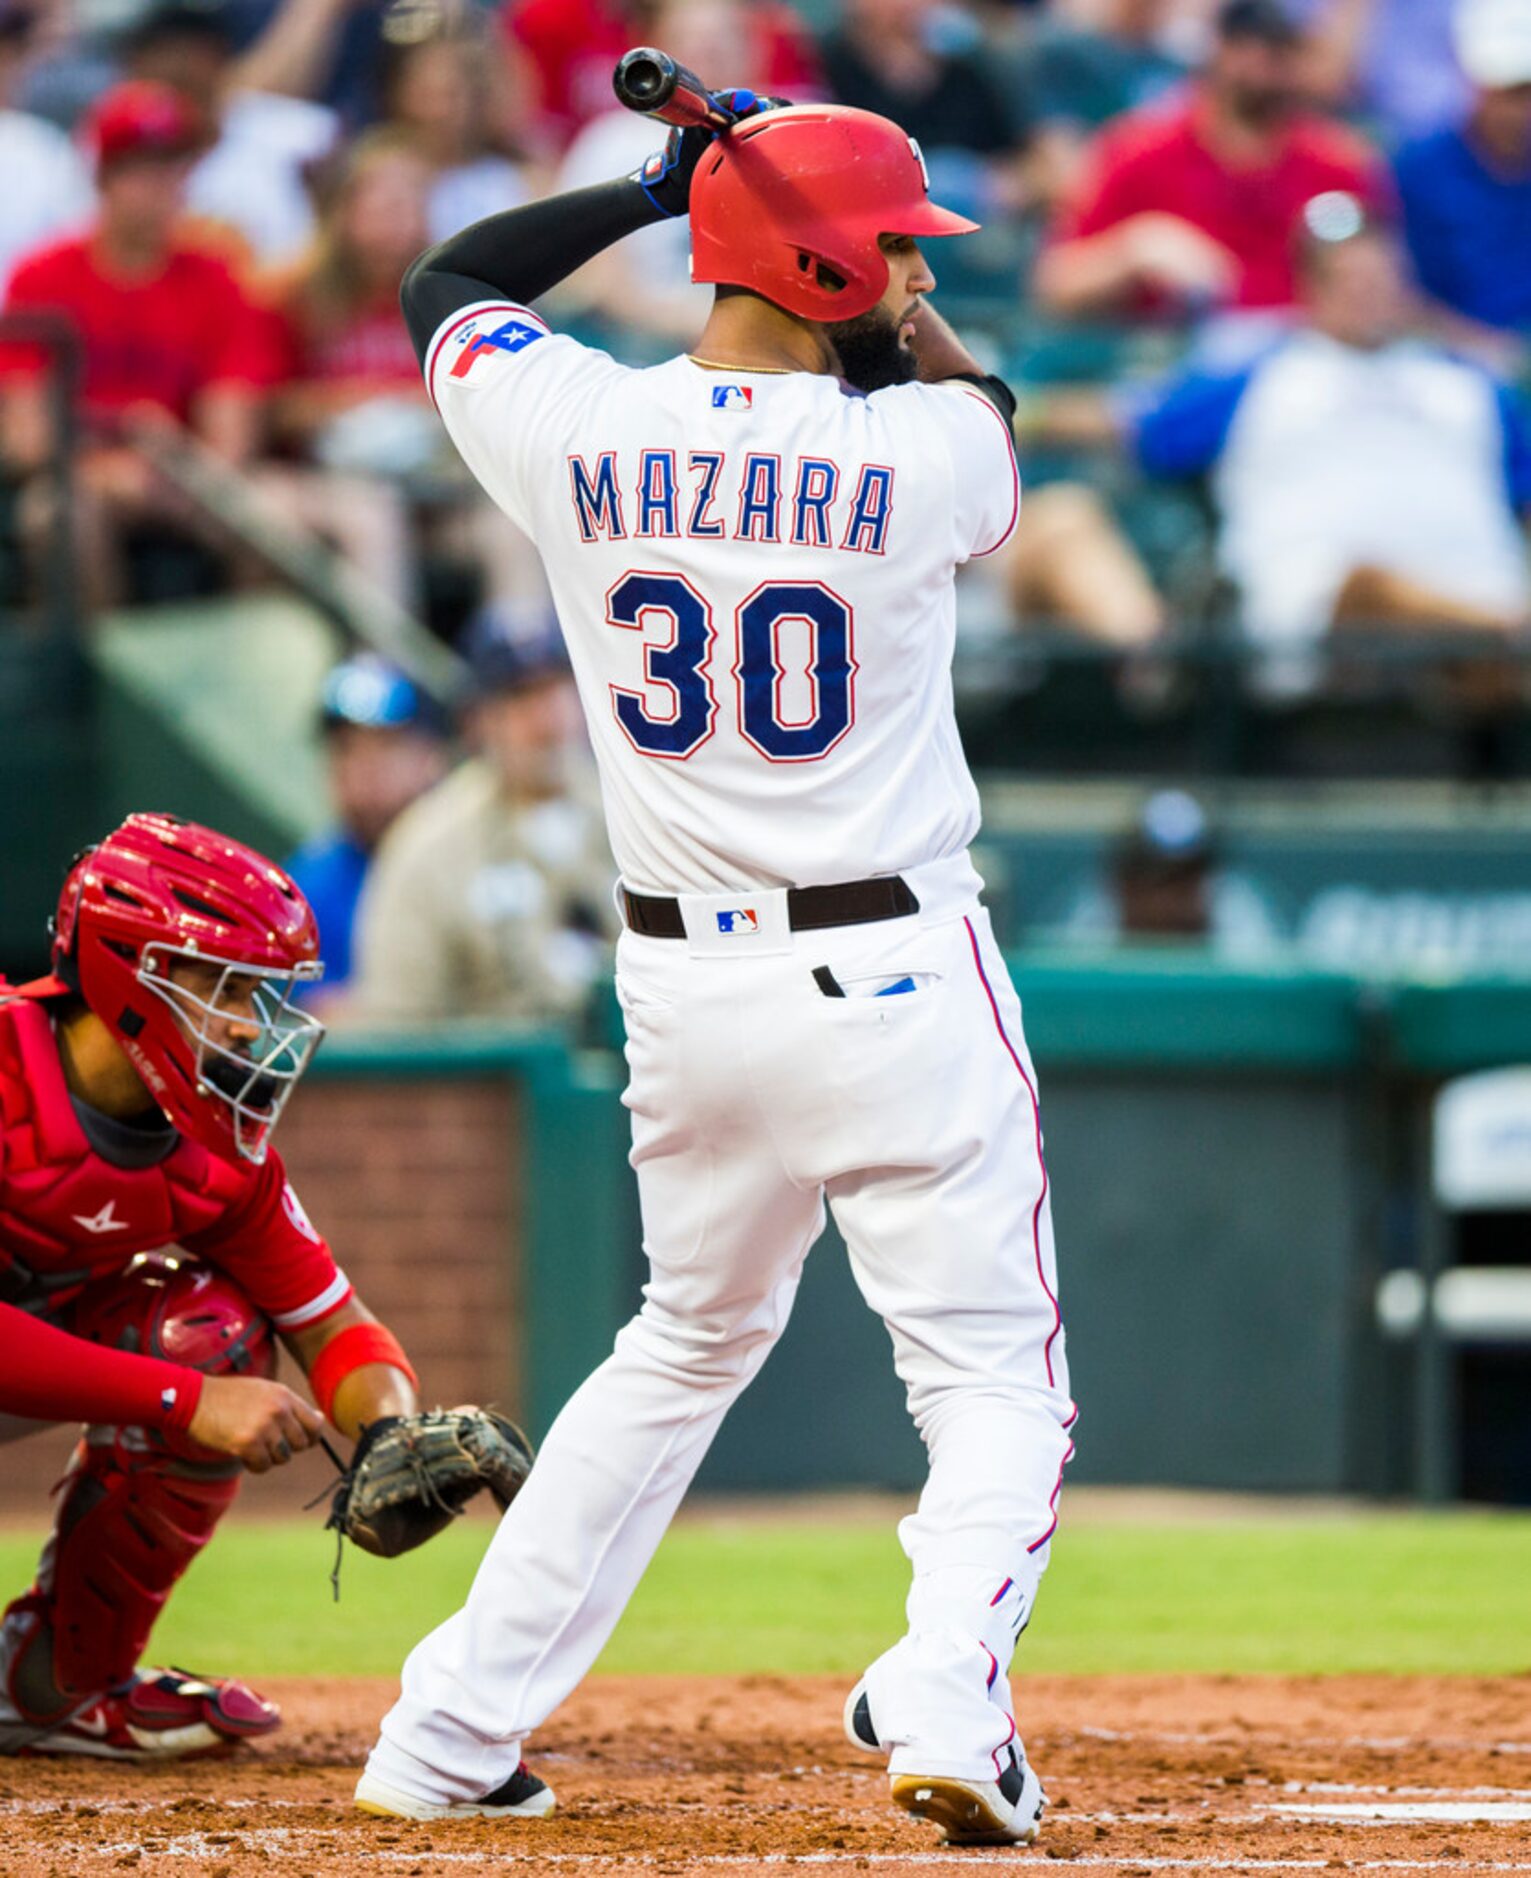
[400,177,666,364]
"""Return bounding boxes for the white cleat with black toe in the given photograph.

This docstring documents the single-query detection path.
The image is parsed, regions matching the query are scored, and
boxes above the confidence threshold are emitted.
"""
[354,1763,556,1822]
[891,1749,1046,1847]
[843,1677,1047,1847]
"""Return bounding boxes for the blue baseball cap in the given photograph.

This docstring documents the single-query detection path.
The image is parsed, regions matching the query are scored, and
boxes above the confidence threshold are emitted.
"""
[460,613,570,703]
[320,654,445,734]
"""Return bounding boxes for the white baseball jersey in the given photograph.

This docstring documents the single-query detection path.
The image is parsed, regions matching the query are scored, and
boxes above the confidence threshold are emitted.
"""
[424,299,1020,894]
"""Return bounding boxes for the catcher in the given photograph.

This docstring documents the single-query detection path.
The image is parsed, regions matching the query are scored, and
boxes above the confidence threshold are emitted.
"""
[0,812,530,1760]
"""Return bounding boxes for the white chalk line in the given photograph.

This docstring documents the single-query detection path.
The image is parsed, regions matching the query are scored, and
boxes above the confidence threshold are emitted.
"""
[1071,1726,1531,1756]
[1282,1783,1531,1800]
[20,1795,1531,1830]
[1275,1802,1531,1823]
[74,1843,1531,1871]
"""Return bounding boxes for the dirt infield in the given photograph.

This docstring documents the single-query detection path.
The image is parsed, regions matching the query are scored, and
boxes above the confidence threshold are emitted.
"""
[7,1674,1531,1876]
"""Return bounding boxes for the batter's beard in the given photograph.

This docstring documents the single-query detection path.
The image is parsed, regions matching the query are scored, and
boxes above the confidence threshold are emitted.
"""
[826,305,918,393]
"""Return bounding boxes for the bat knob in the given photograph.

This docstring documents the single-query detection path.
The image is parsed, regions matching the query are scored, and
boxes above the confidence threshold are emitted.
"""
[614,47,674,112]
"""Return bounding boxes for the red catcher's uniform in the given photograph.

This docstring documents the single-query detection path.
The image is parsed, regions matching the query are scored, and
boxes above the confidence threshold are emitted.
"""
[0,986,350,1742]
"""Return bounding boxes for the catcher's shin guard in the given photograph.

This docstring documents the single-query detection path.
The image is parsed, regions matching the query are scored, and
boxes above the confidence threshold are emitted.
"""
[2,1256,272,1729]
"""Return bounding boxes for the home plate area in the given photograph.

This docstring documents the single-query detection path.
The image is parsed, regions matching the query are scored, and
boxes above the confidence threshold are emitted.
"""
[8,1674,1531,1877]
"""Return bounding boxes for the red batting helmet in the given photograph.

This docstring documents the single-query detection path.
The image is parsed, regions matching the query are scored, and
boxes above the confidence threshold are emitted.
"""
[38,813,324,1166]
[688,104,979,324]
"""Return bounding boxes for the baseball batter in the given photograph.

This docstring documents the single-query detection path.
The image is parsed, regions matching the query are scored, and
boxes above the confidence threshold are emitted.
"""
[357,93,1075,1847]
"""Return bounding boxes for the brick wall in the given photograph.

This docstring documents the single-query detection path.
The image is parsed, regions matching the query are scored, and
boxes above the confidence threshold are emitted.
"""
[0,1073,523,1522]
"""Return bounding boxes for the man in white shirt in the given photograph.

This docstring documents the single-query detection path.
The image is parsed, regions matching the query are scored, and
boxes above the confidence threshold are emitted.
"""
[1120,193,1531,694]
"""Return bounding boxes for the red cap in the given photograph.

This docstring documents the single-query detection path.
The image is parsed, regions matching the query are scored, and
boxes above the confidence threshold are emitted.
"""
[88,79,209,173]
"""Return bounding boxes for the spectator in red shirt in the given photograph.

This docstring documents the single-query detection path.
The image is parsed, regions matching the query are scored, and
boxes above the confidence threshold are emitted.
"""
[0,79,280,606]
[266,128,430,436]
[257,128,435,615]
[1035,0,1389,322]
[260,128,548,627]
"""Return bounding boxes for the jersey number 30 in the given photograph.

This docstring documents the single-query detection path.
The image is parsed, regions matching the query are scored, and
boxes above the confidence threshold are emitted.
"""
[607,573,855,763]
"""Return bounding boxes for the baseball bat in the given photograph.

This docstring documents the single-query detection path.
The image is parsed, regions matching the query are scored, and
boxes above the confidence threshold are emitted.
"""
[612,46,740,131]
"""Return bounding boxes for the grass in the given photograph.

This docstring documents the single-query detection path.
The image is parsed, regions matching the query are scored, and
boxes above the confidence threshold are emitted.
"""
[3,1505,1530,1681]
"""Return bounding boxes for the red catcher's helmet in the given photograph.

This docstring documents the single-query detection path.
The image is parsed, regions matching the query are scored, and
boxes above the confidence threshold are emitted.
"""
[42,813,324,1166]
[689,104,979,324]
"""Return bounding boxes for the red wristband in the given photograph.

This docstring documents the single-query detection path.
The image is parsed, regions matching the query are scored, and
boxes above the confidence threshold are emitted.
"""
[307,1322,417,1424]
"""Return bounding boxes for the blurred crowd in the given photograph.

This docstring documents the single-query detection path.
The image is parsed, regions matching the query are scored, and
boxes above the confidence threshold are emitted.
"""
[0,0,1528,1011]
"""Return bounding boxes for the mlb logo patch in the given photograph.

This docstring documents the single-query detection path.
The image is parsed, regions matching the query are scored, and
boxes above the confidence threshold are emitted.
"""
[716,908,759,935]
[450,316,545,382]
[711,384,753,410]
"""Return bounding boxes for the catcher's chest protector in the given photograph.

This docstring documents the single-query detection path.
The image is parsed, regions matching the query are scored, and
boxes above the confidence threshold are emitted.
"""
[0,996,251,1310]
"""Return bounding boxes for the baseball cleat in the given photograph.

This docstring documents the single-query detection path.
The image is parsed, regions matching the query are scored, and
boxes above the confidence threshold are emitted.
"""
[354,1764,556,1821]
[16,1667,279,1761]
[891,1744,1046,1846]
[843,1678,882,1754]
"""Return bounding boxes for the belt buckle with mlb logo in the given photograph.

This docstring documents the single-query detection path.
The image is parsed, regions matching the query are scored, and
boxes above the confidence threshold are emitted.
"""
[681,890,791,955]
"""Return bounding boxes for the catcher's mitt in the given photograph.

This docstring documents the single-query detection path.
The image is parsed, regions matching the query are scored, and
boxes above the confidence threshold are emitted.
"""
[326,1407,534,1561]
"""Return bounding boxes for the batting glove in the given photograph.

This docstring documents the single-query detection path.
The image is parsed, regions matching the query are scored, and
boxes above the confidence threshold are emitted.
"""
[634,91,790,219]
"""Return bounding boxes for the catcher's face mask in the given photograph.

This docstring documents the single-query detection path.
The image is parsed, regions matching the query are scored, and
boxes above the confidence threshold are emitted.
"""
[139,949,325,1164]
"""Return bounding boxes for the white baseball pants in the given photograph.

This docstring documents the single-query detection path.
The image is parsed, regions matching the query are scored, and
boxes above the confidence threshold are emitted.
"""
[368,878,1074,1799]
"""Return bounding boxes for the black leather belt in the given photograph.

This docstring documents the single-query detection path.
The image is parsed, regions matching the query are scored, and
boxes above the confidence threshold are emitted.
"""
[622,874,920,939]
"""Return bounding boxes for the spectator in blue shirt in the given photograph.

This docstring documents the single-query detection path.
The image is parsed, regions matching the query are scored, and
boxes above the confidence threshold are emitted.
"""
[1394,0,1531,335]
[287,654,449,1003]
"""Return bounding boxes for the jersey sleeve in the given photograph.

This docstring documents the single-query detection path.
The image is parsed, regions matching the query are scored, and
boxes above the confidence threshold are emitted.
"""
[1493,380,1531,514]
[908,379,1022,561]
[180,1148,352,1333]
[422,298,622,534]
